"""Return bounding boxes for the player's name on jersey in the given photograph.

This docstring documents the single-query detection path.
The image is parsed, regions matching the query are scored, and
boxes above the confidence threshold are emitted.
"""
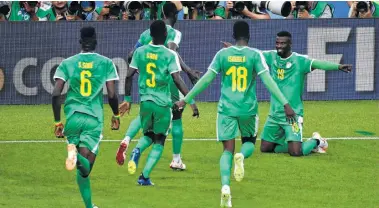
[147,53,158,60]
[78,62,94,69]
[228,56,246,63]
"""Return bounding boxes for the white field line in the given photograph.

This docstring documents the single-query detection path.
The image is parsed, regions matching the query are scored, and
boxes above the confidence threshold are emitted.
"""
[0,137,378,144]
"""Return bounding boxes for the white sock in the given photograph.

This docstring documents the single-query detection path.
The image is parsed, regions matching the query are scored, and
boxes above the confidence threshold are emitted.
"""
[173,154,181,163]
[123,136,131,144]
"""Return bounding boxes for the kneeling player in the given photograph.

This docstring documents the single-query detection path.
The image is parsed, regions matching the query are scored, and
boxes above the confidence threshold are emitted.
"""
[259,31,352,156]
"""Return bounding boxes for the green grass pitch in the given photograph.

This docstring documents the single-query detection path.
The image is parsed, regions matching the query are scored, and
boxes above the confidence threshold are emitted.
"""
[0,101,378,207]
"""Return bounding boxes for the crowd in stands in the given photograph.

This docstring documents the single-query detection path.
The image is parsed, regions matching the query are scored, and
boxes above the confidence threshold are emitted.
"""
[0,1,378,21]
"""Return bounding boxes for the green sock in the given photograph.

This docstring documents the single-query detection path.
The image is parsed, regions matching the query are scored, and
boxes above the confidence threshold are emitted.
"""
[142,144,164,178]
[302,139,318,155]
[240,142,255,158]
[77,153,90,176]
[136,136,153,153]
[125,116,142,140]
[76,170,93,208]
[220,151,233,186]
[274,143,288,153]
[172,119,183,154]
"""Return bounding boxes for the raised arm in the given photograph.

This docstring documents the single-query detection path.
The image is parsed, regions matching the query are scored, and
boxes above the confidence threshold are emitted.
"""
[311,60,352,73]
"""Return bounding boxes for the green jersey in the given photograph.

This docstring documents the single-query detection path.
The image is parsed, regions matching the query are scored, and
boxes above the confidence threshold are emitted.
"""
[208,46,269,117]
[136,24,182,102]
[130,44,181,107]
[54,53,119,122]
[263,50,313,121]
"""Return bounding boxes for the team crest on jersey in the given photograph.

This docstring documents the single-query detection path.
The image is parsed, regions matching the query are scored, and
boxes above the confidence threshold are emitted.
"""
[286,62,292,68]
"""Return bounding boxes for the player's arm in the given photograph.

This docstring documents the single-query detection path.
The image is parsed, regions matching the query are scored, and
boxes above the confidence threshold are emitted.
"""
[181,70,216,105]
[311,60,352,73]
[106,61,121,130]
[52,78,65,138]
[119,66,137,116]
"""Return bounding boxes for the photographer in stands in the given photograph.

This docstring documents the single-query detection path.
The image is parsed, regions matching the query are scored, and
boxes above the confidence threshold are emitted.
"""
[60,1,102,21]
[288,1,334,18]
[182,1,225,20]
[97,1,123,20]
[348,1,379,18]
[225,1,270,19]
[0,1,10,21]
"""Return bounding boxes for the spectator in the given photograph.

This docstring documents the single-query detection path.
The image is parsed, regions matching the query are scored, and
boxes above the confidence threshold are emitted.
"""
[225,1,270,19]
[0,1,10,21]
[348,1,379,18]
[288,1,334,18]
[98,1,123,20]
[184,1,225,20]
[6,1,40,21]
[37,1,74,21]
[144,1,183,20]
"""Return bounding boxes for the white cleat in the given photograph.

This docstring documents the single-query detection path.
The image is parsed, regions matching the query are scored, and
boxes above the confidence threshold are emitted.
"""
[220,185,232,208]
[92,204,99,208]
[170,159,186,171]
[233,153,244,182]
[311,132,328,153]
[65,144,77,171]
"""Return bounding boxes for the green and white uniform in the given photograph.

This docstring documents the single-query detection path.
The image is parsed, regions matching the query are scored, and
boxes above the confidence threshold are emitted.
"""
[54,52,119,154]
[261,51,314,145]
[130,44,182,134]
[208,46,269,141]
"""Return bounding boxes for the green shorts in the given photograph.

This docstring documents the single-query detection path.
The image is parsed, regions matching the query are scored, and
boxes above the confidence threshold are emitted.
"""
[217,113,259,141]
[261,116,303,145]
[64,112,103,155]
[140,101,172,135]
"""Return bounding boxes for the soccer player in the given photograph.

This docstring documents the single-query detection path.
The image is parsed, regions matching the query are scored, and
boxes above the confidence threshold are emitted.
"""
[52,27,120,208]
[123,20,191,185]
[175,21,296,207]
[116,2,199,171]
[259,31,352,156]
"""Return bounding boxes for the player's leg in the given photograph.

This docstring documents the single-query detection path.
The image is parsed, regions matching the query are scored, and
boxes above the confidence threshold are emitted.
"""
[310,132,328,153]
[116,116,142,165]
[138,101,171,185]
[234,115,259,182]
[260,117,285,153]
[285,117,318,156]
[170,108,186,170]
[76,147,97,208]
[217,113,238,208]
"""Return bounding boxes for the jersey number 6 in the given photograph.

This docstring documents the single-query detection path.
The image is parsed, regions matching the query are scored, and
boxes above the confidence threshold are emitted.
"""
[226,66,247,92]
[146,63,156,88]
[80,70,92,97]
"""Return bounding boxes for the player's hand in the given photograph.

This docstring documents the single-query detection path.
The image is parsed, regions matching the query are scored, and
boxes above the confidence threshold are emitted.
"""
[339,64,352,73]
[284,104,296,124]
[111,115,120,130]
[221,41,232,48]
[187,70,202,85]
[118,101,131,116]
[54,122,64,138]
[175,100,186,111]
[190,104,199,118]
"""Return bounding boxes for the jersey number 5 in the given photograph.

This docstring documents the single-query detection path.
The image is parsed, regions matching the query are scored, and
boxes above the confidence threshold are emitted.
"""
[146,63,156,88]
[226,66,247,92]
[80,70,92,97]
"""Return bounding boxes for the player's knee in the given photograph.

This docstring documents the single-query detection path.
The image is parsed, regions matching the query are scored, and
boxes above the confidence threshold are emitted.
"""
[289,151,302,157]
[153,134,167,146]
[241,136,257,145]
[144,132,154,140]
[172,109,183,120]
[260,142,275,153]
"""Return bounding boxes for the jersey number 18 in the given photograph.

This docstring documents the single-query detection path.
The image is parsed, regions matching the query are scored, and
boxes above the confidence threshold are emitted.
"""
[226,66,247,92]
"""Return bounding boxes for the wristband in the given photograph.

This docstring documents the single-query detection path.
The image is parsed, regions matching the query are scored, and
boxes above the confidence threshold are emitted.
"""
[189,99,195,105]
[55,121,62,126]
[113,114,120,118]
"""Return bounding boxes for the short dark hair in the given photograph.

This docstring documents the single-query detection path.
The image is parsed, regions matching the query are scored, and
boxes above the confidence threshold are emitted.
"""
[150,20,166,41]
[163,2,178,19]
[277,31,292,39]
[80,26,96,40]
[233,20,250,41]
